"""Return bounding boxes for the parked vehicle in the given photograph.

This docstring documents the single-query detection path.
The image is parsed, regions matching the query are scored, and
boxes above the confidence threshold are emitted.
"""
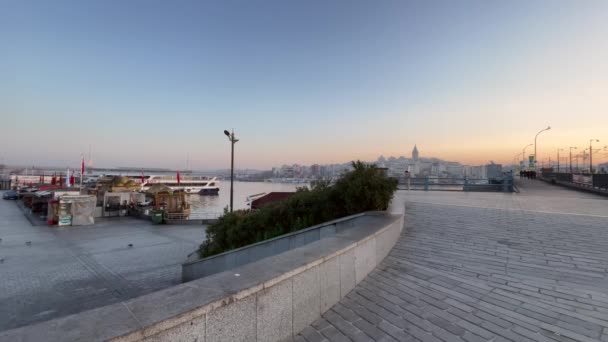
[2,190,18,200]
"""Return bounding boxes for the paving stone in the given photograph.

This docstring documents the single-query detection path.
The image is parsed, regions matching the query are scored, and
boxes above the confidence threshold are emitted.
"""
[377,320,416,342]
[461,331,488,342]
[318,325,350,342]
[299,326,327,342]
[330,303,359,323]
[352,317,397,342]
[472,310,513,329]
[426,314,465,336]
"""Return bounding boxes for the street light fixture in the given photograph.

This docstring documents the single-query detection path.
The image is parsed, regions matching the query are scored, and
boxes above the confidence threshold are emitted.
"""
[534,126,551,170]
[590,139,600,174]
[224,129,239,212]
[569,147,577,173]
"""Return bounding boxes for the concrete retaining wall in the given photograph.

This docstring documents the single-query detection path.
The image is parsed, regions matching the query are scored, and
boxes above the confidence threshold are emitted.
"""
[183,212,371,281]
[0,213,403,342]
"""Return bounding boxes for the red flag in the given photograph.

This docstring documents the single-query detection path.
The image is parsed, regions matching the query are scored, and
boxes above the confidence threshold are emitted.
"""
[177,170,181,186]
[70,173,75,185]
[81,155,85,176]
[59,175,63,186]
[51,174,56,185]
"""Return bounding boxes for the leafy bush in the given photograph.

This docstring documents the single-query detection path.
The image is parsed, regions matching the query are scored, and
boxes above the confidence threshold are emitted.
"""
[198,161,397,257]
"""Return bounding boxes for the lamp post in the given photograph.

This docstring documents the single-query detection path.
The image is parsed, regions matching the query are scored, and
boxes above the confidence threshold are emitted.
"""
[224,129,239,212]
[569,147,577,173]
[557,148,564,173]
[534,126,551,170]
[522,143,533,169]
[589,139,600,174]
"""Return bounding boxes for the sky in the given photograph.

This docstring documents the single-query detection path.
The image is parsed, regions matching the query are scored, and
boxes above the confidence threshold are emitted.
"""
[2,0,608,170]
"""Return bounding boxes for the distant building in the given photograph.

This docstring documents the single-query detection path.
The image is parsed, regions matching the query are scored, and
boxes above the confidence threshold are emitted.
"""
[412,145,419,161]
[446,164,464,177]
[486,163,503,180]
[310,164,320,177]
[280,165,295,178]
[467,165,487,179]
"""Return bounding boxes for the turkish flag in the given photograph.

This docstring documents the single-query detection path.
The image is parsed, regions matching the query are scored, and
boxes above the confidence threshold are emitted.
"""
[177,170,181,185]
[81,155,85,176]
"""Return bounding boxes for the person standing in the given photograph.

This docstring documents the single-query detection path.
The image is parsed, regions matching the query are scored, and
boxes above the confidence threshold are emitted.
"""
[404,170,411,190]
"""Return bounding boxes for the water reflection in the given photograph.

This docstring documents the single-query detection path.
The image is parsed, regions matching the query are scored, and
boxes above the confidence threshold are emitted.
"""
[188,181,305,215]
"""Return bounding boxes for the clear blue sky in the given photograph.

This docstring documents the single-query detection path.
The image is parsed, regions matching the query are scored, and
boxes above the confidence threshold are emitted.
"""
[2,0,607,169]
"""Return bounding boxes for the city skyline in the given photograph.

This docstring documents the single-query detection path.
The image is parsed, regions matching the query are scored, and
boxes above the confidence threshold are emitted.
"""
[2,1,608,169]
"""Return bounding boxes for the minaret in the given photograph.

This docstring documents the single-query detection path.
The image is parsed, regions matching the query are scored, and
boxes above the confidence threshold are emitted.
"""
[412,145,419,161]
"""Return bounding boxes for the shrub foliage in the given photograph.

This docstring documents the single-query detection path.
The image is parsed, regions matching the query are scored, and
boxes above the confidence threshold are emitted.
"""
[198,161,397,257]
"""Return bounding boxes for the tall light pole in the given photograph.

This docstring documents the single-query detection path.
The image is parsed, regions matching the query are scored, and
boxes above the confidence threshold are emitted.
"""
[569,147,577,173]
[522,143,533,169]
[590,139,600,174]
[224,130,239,212]
[557,148,564,173]
[534,126,551,170]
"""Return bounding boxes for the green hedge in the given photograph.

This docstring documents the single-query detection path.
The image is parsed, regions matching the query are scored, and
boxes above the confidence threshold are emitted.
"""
[198,161,397,258]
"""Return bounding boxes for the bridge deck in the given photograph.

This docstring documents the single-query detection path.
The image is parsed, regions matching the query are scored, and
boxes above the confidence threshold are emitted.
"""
[299,180,608,342]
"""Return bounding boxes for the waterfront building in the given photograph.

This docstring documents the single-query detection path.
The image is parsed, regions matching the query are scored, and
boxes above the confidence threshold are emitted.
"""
[446,163,465,177]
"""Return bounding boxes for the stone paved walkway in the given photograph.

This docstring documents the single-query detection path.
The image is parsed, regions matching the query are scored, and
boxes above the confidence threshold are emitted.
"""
[299,181,608,342]
[0,193,205,332]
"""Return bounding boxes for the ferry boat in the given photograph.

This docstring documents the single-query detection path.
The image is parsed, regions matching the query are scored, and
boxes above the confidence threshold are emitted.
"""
[142,175,219,195]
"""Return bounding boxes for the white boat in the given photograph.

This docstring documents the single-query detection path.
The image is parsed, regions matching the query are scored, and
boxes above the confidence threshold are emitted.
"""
[142,175,220,195]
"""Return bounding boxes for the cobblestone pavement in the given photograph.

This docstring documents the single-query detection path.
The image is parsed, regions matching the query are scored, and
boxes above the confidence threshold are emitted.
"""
[300,181,608,341]
[0,193,205,331]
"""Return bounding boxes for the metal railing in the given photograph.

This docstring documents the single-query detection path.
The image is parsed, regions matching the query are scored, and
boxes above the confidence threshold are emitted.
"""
[541,172,608,191]
[164,212,222,221]
[397,176,514,193]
